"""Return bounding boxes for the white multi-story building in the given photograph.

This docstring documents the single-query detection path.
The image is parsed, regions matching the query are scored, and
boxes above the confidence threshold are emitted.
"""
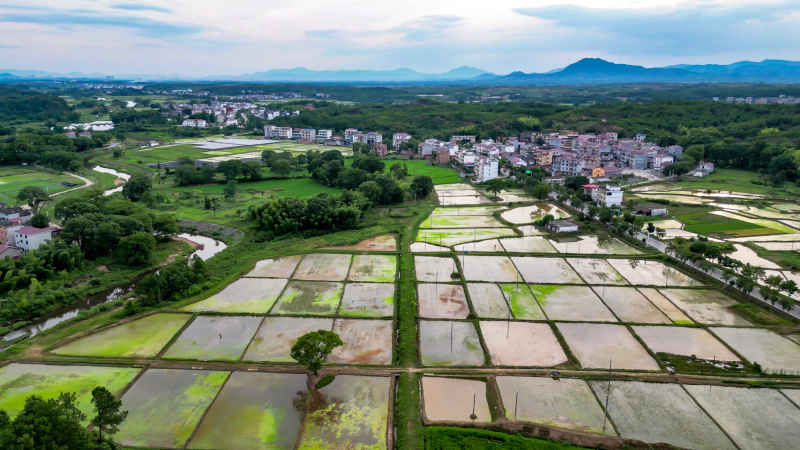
[277,127,293,139]
[475,157,499,183]
[592,185,623,207]
[298,128,316,141]
[181,119,207,128]
[365,132,382,146]
[13,226,59,252]
[392,132,412,149]
[316,129,333,140]
[344,128,360,143]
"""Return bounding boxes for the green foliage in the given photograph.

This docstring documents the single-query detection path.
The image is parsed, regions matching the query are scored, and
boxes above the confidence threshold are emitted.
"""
[16,186,48,212]
[30,212,49,228]
[314,374,336,389]
[122,174,152,202]
[410,176,434,200]
[115,232,156,266]
[250,192,364,236]
[90,386,127,444]
[290,330,343,375]
[135,259,207,306]
[422,427,584,449]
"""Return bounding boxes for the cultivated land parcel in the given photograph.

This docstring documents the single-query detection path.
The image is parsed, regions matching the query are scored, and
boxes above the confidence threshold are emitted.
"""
[3,184,800,449]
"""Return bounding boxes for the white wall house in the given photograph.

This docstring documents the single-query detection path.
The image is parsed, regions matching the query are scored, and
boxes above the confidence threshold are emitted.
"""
[181,119,207,128]
[13,226,59,252]
[592,185,623,207]
[475,157,499,183]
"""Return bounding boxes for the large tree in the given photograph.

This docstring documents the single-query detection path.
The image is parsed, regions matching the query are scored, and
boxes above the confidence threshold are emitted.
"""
[91,386,127,444]
[291,330,343,390]
[122,174,152,202]
[16,186,48,213]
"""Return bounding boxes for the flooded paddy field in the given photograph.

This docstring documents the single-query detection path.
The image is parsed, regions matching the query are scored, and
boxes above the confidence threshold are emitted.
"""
[324,233,396,251]
[431,205,505,216]
[292,253,352,281]
[245,255,302,278]
[501,204,570,224]
[467,283,512,318]
[501,283,546,319]
[297,375,390,449]
[754,241,800,251]
[638,288,694,324]
[595,286,671,323]
[417,283,469,319]
[566,258,628,285]
[0,363,140,419]
[590,381,735,449]
[460,255,520,282]
[480,321,567,367]
[633,325,739,361]
[416,227,516,246]
[243,317,333,362]
[116,369,229,449]
[557,323,659,370]
[339,282,394,317]
[711,327,800,373]
[328,319,393,365]
[419,320,485,366]
[684,385,800,450]
[409,241,450,252]
[512,257,583,284]
[183,278,288,313]
[727,243,781,269]
[531,285,616,322]
[422,376,491,422]
[272,281,343,315]
[499,236,557,253]
[420,214,506,228]
[453,239,505,252]
[414,256,458,282]
[52,313,191,358]
[497,376,609,434]
[348,254,396,282]
[162,316,262,361]
[549,235,640,255]
[607,259,702,287]
[658,289,751,326]
[187,371,307,450]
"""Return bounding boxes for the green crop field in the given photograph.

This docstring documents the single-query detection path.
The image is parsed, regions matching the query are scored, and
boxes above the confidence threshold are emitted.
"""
[0,167,84,205]
[676,208,777,237]
[385,160,461,184]
[673,169,800,197]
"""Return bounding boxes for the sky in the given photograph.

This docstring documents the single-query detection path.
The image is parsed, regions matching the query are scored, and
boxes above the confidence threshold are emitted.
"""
[1,0,799,76]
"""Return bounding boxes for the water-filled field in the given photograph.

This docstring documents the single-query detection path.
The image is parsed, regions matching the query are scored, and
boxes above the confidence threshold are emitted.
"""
[414,256,458,282]
[417,283,469,319]
[163,316,262,361]
[711,327,800,373]
[53,313,191,358]
[499,236,557,253]
[454,239,506,252]
[431,205,504,216]
[422,376,491,422]
[658,289,750,326]
[502,283,546,319]
[501,204,570,224]
[324,234,396,251]
[243,317,333,362]
[116,369,229,448]
[633,326,739,361]
[480,321,567,367]
[293,253,352,281]
[419,320,485,366]
[409,242,450,252]
[297,375,390,449]
[607,259,702,287]
[595,286,671,323]
[727,244,781,269]
[272,281,343,315]
[187,372,307,450]
[460,255,521,282]
[512,257,583,284]
[420,214,506,228]
[416,227,516,246]
[590,381,735,449]
[328,319,393,365]
[638,288,694,324]
[530,285,616,321]
[558,323,659,370]
[183,278,287,313]
[0,363,140,419]
[348,254,397,282]
[245,255,302,278]
[497,376,609,434]
[566,258,628,285]
[339,283,395,317]
[549,236,640,255]
[684,385,800,450]
[467,283,512,318]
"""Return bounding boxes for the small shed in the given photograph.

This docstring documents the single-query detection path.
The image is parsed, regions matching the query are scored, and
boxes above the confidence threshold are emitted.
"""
[547,219,580,233]
[635,203,668,216]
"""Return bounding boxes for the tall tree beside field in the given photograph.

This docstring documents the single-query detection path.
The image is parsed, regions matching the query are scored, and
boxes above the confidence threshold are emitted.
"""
[410,176,434,200]
[122,174,152,202]
[16,186,48,213]
[291,330,343,391]
[91,387,127,445]
[0,393,103,449]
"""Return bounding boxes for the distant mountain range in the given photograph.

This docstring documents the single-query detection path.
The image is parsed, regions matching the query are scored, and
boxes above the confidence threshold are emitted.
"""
[3,59,800,84]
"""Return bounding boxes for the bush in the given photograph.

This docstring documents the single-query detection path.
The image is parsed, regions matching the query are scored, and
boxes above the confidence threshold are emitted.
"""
[315,375,335,389]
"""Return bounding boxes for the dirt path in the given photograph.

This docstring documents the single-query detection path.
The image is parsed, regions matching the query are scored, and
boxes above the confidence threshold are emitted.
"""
[48,172,94,198]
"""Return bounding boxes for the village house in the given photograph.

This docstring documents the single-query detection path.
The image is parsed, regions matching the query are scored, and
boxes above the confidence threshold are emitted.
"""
[548,219,580,233]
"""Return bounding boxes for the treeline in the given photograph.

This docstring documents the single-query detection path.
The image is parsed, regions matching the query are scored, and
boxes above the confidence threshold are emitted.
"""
[0,132,110,170]
[0,87,77,122]
[249,192,366,236]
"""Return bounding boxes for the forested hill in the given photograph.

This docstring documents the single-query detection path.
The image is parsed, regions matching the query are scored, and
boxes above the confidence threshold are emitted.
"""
[273,100,800,181]
[0,87,76,122]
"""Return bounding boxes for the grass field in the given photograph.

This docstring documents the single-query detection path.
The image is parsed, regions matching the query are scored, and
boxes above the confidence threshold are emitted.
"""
[674,205,778,237]
[0,167,84,205]
[673,169,800,197]
[384,160,461,185]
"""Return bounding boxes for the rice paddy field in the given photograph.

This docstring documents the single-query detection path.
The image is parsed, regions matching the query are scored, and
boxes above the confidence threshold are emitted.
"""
[9,199,800,450]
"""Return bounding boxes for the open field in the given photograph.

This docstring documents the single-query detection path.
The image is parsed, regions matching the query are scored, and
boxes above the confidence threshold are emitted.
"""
[328,319,393,365]
[243,317,333,362]
[501,204,570,224]
[273,281,343,315]
[659,289,751,326]
[53,313,191,358]
[163,316,262,361]
[502,283,547,319]
[566,258,628,285]
[0,363,140,420]
[414,256,458,282]
[709,210,795,234]
[672,169,800,197]
[292,253,352,281]
[711,327,800,373]
[497,377,608,434]
[245,255,302,278]
[557,323,659,370]
[0,166,84,204]
[607,259,702,287]
[549,235,640,255]
[460,255,520,282]
[340,283,395,317]
[419,320,485,366]
[416,227,517,246]
[676,208,779,237]
[117,369,229,448]
[418,283,469,319]
[512,257,583,284]
[183,278,288,313]
[531,285,616,322]
[638,288,694,324]
[420,214,506,228]
[467,283,512,318]
[633,325,739,361]
[348,254,396,282]
[500,236,557,253]
[480,321,567,366]
[422,377,491,422]
[595,286,671,323]
[384,160,461,184]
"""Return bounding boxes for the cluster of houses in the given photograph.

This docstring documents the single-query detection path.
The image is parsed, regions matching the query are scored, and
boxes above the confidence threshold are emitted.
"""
[174,102,301,128]
[0,204,59,259]
[714,95,800,105]
[64,120,114,132]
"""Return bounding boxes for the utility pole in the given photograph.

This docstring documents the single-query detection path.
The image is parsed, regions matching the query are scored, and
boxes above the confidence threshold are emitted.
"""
[602,358,612,433]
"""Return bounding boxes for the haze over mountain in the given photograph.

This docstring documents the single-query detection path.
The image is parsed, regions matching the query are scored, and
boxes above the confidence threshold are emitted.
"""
[3,58,800,84]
